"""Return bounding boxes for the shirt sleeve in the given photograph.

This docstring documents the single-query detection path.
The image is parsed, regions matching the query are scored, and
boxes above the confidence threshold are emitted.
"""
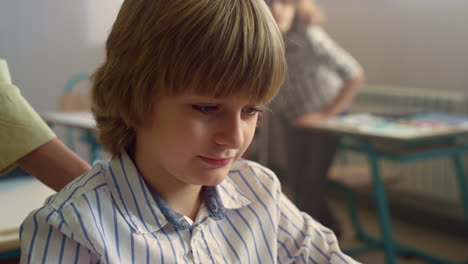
[276,193,360,263]
[0,59,56,174]
[306,26,363,80]
[20,205,100,264]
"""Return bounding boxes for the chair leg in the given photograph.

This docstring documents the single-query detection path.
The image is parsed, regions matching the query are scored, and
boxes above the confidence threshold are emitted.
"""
[452,154,468,233]
[66,128,76,151]
[347,189,367,240]
[0,249,20,261]
[81,131,101,165]
[367,154,398,264]
[344,188,384,255]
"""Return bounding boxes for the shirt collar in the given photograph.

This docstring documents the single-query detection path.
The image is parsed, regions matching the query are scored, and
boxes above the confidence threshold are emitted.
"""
[105,151,252,234]
[149,186,228,231]
[217,175,252,210]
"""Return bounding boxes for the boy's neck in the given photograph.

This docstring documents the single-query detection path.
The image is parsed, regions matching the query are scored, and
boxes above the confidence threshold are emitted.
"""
[146,173,204,221]
[130,150,204,221]
[164,185,204,221]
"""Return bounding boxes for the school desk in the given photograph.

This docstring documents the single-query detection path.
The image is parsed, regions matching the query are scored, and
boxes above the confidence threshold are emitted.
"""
[313,113,468,264]
[42,111,101,164]
[0,173,55,260]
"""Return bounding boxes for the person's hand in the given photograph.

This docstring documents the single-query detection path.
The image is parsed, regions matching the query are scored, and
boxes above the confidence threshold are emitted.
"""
[294,112,330,128]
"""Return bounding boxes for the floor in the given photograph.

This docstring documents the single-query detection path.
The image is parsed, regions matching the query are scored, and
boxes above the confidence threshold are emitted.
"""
[329,195,468,263]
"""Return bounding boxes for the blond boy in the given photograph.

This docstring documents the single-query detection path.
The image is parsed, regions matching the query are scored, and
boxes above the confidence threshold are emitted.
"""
[20,0,358,263]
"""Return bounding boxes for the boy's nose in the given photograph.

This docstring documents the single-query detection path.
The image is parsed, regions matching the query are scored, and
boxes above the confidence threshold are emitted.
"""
[214,114,244,149]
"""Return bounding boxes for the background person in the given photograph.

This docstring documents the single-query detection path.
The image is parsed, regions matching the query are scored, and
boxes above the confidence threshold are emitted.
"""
[264,0,365,236]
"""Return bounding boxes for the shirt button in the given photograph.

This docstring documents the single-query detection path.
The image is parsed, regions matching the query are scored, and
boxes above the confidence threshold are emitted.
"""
[210,198,218,212]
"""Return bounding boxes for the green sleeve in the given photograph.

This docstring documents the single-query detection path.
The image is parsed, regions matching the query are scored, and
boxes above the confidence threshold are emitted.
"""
[0,59,56,174]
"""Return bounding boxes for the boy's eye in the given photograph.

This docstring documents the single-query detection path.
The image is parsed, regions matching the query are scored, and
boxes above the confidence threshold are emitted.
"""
[242,107,263,115]
[192,105,219,113]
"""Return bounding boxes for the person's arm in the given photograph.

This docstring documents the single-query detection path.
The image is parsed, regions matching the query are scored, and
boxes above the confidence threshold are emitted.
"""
[321,72,365,117]
[294,72,365,127]
[1,58,91,191]
[295,26,365,127]
[17,138,91,191]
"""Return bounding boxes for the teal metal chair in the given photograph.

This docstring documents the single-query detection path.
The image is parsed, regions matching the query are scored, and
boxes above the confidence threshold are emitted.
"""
[61,72,90,152]
[59,72,101,164]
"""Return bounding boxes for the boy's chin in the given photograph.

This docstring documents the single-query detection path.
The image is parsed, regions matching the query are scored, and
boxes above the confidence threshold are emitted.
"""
[199,169,230,186]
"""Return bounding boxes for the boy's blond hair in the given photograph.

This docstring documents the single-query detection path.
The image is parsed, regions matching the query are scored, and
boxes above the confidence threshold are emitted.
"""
[91,0,286,156]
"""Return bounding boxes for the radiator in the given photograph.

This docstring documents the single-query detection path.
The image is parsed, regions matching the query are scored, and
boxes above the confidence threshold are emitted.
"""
[348,84,468,204]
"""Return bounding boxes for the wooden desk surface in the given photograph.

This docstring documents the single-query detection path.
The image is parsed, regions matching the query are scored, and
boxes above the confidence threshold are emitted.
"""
[42,111,96,130]
[0,176,55,252]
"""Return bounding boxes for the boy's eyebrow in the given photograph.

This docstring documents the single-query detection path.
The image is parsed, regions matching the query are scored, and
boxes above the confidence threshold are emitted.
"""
[257,105,271,112]
[180,94,265,105]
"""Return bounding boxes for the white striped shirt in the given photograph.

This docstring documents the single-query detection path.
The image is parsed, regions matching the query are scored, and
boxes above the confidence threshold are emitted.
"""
[20,151,358,263]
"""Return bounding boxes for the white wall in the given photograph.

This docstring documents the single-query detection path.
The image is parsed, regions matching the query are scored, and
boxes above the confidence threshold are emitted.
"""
[2,0,466,111]
[0,0,123,112]
[317,0,468,91]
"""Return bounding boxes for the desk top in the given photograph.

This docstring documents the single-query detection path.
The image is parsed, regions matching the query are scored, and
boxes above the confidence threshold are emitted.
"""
[0,176,55,252]
[42,111,96,130]
[313,112,468,142]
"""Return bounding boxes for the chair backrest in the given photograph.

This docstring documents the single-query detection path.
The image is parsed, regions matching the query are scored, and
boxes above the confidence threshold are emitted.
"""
[59,72,91,151]
[59,72,91,111]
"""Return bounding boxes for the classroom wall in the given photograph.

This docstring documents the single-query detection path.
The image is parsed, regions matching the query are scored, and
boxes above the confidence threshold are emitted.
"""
[0,1,123,112]
[1,0,467,112]
[317,0,468,92]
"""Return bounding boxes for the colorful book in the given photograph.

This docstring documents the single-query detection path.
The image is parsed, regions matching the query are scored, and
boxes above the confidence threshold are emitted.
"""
[326,112,468,138]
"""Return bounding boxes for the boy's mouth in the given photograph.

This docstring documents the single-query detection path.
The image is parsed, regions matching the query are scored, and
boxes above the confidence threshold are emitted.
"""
[198,156,233,167]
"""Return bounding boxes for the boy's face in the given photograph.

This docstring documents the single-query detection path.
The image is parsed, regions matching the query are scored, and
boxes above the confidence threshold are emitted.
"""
[134,92,262,189]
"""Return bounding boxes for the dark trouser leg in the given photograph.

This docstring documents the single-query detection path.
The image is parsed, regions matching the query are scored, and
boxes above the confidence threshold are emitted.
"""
[286,128,339,231]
